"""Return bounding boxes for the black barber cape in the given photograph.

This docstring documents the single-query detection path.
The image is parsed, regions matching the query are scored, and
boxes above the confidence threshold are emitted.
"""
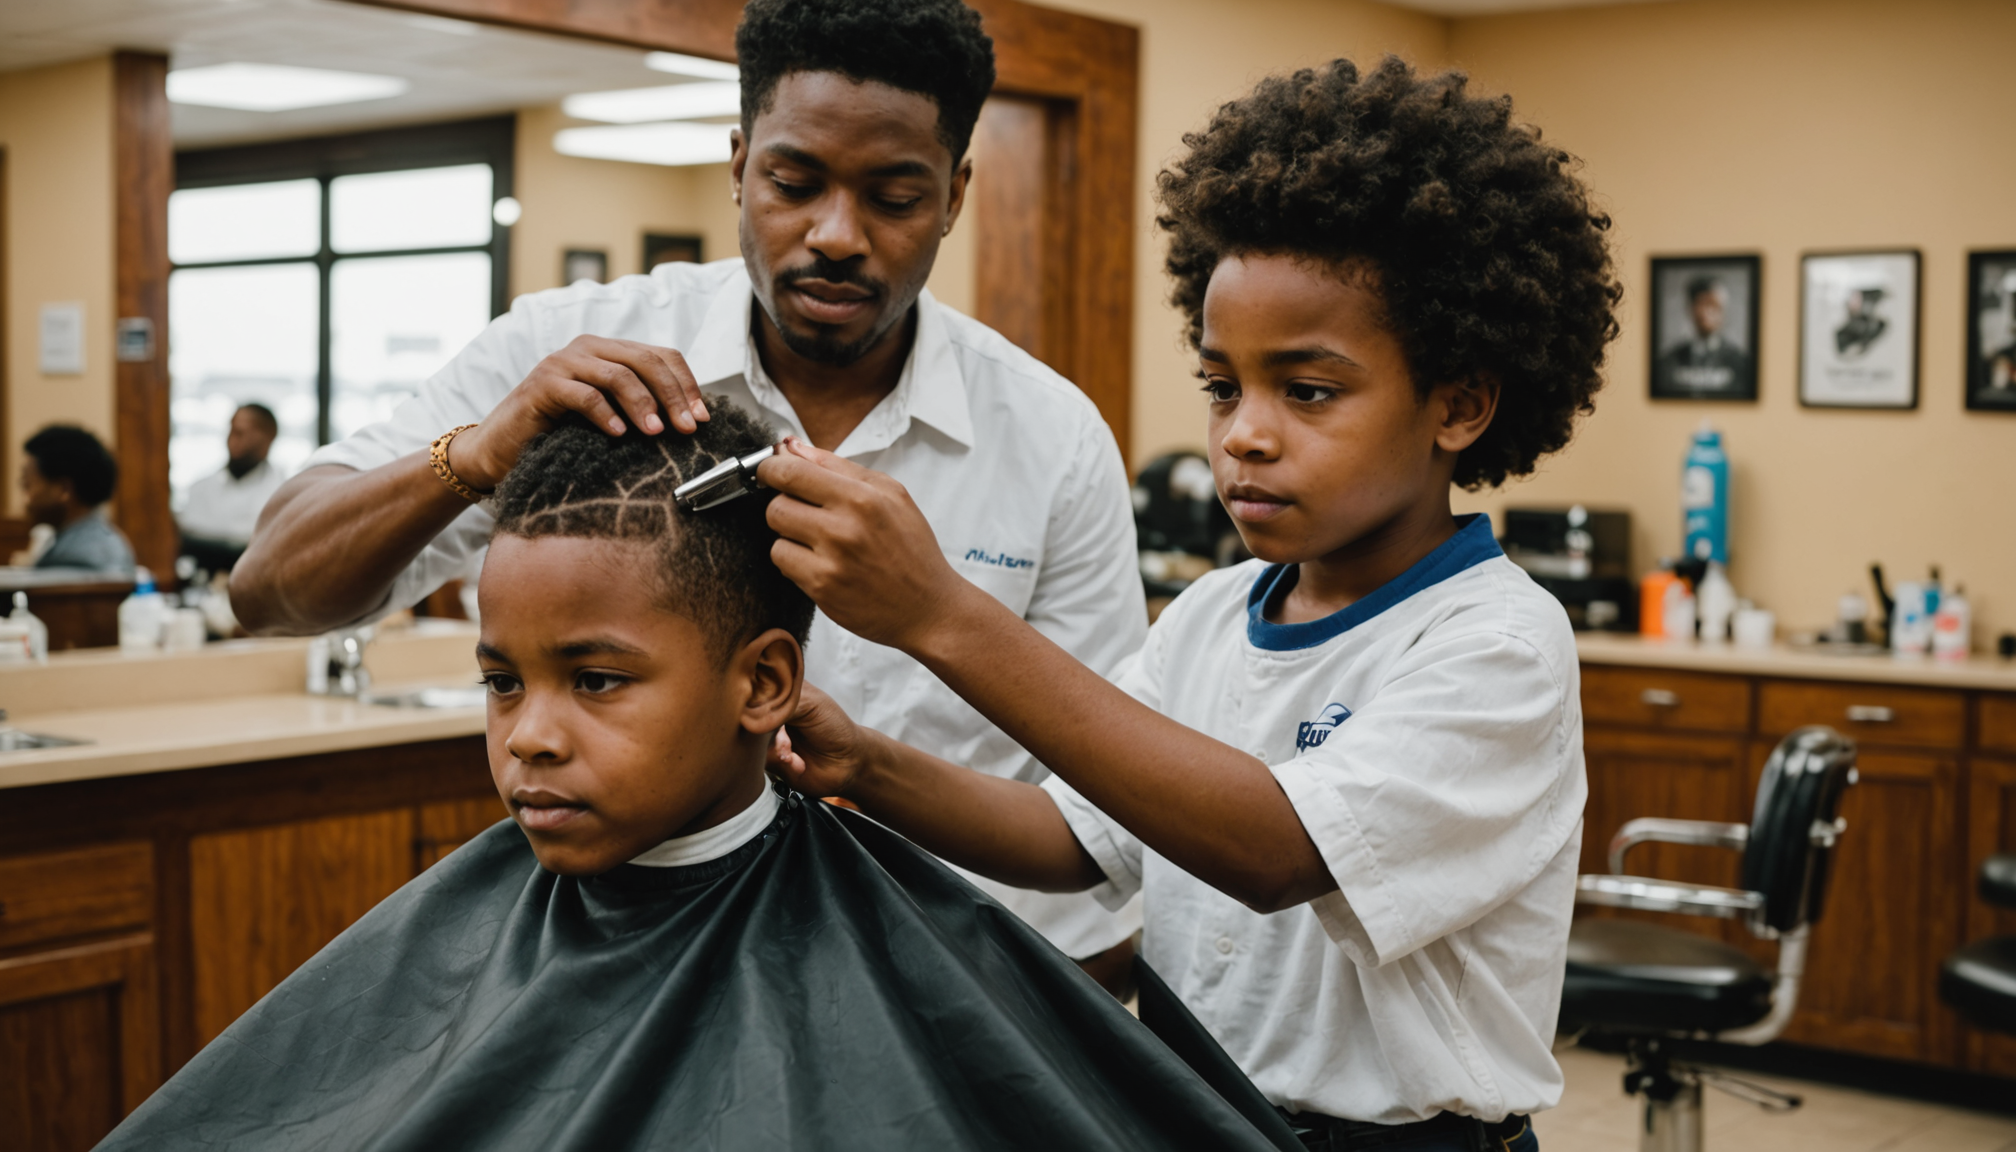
[101,790,1290,1151]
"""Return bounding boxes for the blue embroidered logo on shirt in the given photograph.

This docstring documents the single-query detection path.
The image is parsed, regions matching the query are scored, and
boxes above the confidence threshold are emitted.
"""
[1295,703,1354,752]
[964,548,1035,570]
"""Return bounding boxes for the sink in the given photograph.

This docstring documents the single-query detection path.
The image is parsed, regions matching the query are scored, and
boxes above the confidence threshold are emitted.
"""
[0,728,88,752]
[363,686,488,710]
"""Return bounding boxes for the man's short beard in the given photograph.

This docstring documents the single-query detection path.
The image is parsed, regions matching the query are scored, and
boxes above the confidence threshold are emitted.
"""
[772,317,890,367]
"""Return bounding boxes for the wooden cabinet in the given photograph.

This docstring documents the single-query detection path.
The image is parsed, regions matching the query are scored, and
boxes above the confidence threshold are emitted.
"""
[1582,665,2016,1073]
[0,736,493,1150]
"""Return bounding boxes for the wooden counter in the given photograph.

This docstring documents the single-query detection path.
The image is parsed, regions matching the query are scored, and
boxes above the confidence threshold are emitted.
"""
[0,623,500,1152]
[1574,635,2016,1079]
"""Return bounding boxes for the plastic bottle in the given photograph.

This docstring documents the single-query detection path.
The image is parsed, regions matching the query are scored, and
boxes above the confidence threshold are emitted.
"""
[1661,577,1697,641]
[1932,586,1971,662]
[1697,562,1736,643]
[1681,422,1729,565]
[1640,564,1684,636]
[10,593,46,664]
[118,567,167,654]
[1891,580,1931,656]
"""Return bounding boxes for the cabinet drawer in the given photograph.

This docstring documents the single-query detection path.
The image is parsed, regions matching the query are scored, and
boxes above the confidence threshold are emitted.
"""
[1582,666,1751,733]
[1759,680,1964,748]
[0,842,152,954]
[1982,694,2016,757]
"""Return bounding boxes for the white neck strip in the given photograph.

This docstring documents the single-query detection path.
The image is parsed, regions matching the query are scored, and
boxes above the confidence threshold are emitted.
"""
[627,784,780,868]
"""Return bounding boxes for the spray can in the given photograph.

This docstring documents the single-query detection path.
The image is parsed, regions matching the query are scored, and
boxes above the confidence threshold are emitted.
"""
[1682,422,1729,565]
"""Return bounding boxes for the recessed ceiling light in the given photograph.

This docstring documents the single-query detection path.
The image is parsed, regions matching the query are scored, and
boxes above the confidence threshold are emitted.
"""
[561,81,740,124]
[645,52,739,81]
[553,123,734,167]
[166,63,409,112]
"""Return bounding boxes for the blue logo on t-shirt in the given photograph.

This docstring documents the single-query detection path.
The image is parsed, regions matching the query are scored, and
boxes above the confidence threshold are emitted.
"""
[1295,702,1354,752]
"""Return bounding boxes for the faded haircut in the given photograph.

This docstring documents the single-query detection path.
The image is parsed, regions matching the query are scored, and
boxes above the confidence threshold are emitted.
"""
[489,397,813,657]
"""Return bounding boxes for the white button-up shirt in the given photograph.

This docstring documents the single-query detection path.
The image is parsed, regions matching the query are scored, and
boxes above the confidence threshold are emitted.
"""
[178,459,287,546]
[1046,517,1584,1124]
[306,258,1147,956]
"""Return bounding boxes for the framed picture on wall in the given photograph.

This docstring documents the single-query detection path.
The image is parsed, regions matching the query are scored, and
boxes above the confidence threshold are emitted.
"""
[643,233,704,272]
[1799,249,1920,409]
[562,248,608,286]
[1965,249,2016,412]
[1648,254,1760,401]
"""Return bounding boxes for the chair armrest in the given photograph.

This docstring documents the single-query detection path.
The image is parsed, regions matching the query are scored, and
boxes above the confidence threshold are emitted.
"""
[1575,874,1766,920]
[1609,818,1749,875]
[1982,854,2016,910]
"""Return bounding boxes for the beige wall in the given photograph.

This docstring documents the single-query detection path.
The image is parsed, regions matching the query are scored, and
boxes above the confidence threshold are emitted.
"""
[0,57,117,519]
[1444,0,2016,639]
[1029,0,1450,462]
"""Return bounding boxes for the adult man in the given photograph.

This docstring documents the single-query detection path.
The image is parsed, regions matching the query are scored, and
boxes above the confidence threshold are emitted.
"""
[23,425,134,573]
[1656,275,1750,394]
[179,403,287,572]
[233,0,1144,983]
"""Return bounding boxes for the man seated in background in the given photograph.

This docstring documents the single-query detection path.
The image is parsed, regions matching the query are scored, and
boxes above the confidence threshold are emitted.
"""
[22,425,133,573]
[178,403,284,572]
[97,400,1281,1152]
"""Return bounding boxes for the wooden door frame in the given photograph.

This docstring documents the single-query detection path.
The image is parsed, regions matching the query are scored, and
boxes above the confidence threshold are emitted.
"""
[113,52,176,578]
[341,0,1138,456]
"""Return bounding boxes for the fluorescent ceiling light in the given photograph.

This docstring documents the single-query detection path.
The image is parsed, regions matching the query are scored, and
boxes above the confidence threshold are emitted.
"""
[553,123,734,167]
[562,81,739,124]
[645,51,739,81]
[167,63,408,112]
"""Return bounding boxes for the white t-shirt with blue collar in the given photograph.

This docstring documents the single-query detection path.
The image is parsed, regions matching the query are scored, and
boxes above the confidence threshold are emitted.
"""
[1044,514,1585,1125]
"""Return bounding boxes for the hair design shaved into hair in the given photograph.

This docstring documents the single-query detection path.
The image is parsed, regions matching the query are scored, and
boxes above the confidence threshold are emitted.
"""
[489,397,813,658]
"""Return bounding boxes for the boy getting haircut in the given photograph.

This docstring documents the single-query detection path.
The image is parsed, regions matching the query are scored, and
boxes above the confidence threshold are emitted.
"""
[750,55,1624,1149]
[101,396,1287,1152]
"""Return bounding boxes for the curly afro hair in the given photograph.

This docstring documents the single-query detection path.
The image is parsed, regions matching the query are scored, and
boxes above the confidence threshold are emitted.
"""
[490,397,813,659]
[736,0,996,161]
[25,425,118,506]
[1157,56,1621,490]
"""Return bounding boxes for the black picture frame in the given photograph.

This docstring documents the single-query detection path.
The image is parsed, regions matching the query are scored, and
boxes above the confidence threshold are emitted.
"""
[1648,254,1761,401]
[1965,249,2016,413]
[643,232,704,272]
[561,248,607,286]
[1798,249,1921,410]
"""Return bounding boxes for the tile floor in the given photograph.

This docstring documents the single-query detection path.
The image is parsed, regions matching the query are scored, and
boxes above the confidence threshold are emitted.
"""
[1534,1046,2016,1152]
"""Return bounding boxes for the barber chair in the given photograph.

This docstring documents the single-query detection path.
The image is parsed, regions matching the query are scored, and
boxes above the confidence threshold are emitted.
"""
[1939,854,2016,1035]
[1559,726,1858,1152]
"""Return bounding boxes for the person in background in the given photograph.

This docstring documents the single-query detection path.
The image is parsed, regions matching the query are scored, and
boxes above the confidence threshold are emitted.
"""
[23,425,134,573]
[179,403,285,572]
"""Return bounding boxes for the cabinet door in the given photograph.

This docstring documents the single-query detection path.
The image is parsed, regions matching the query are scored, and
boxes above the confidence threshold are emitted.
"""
[1580,728,1751,939]
[1963,755,2016,1076]
[415,797,508,872]
[188,810,411,1046]
[0,935,160,1152]
[1771,748,1962,1063]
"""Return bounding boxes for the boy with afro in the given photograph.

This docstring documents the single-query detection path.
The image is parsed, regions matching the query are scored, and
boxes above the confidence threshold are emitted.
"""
[761,56,1621,1151]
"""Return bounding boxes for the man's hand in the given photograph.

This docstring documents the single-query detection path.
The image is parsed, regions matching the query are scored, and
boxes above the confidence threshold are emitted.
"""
[447,336,711,491]
[758,440,979,653]
[767,684,873,798]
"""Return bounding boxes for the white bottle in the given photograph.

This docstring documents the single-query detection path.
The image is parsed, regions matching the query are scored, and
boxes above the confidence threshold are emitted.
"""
[1932,586,1971,662]
[118,567,167,654]
[1696,562,1736,643]
[1661,579,1697,642]
[1891,580,1931,656]
[8,593,47,664]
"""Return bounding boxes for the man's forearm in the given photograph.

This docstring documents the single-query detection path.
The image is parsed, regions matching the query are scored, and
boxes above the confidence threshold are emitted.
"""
[846,729,1102,894]
[231,455,475,635]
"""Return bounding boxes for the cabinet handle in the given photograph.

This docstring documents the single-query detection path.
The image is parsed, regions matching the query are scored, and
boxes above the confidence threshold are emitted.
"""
[1640,688,1681,708]
[1846,705,1895,723]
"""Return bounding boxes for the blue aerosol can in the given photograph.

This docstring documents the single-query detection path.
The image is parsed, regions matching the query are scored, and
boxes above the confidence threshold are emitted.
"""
[1681,422,1728,565]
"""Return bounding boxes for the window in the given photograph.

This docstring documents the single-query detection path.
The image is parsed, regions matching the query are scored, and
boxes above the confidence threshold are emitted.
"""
[168,118,513,503]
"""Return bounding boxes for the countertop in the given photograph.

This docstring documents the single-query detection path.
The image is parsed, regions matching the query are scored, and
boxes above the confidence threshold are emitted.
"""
[0,620,485,791]
[1576,632,2016,691]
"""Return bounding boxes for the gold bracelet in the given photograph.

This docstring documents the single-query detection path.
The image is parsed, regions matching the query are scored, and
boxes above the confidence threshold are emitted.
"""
[429,424,491,503]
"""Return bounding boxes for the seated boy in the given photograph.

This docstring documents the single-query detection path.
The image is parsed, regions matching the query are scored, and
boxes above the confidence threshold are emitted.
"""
[99,400,1286,1152]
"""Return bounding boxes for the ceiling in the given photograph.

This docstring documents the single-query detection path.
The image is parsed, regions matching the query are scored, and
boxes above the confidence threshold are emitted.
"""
[0,0,680,148]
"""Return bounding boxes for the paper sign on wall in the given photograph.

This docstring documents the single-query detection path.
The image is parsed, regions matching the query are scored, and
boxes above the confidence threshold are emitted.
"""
[39,302,85,375]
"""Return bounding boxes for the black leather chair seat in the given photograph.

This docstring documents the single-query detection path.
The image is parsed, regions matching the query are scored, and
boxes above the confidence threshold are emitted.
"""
[1981,854,2016,909]
[1940,936,2016,1036]
[1561,918,1773,1036]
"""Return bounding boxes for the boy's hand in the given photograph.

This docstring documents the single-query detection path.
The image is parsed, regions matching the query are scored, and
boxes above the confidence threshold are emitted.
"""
[768,684,873,799]
[758,440,978,653]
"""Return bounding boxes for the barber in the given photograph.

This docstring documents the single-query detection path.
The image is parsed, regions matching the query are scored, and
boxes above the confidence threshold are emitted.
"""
[232,0,1145,987]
